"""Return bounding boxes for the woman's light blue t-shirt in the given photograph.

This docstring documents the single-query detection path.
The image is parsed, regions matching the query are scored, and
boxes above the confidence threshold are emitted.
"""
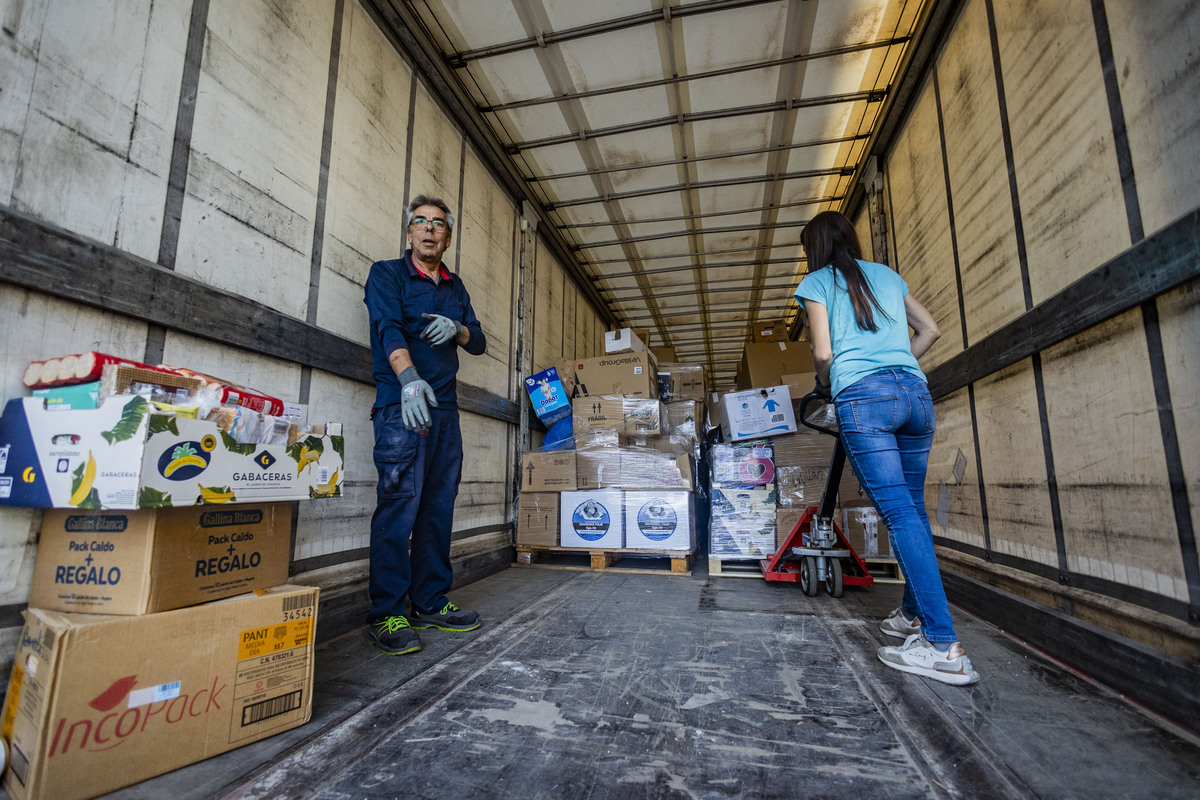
[794,260,925,398]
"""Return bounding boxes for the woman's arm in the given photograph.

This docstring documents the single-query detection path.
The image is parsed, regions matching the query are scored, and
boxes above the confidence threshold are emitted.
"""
[804,301,833,385]
[905,294,941,360]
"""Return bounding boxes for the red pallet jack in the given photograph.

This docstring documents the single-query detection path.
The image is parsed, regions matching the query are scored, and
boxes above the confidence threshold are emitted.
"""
[760,387,875,596]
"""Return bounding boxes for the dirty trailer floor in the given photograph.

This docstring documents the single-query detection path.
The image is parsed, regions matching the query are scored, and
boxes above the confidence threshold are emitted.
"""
[80,561,1200,800]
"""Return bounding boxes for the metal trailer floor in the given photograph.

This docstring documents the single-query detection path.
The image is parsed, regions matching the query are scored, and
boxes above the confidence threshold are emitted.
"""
[59,561,1200,800]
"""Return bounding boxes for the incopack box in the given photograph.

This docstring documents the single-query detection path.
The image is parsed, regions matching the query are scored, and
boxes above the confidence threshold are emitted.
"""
[737,341,813,390]
[0,397,344,509]
[520,450,577,492]
[524,367,572,426]
[516,492,559,547]
[573,353,657,398]
[1,584,318,800]
[29,504,292,615]
[718,386,797,442]
[624,491,694,550]
[560,490,624,548]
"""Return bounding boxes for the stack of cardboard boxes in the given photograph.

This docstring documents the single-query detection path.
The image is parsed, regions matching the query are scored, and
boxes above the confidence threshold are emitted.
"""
[518,329,708,555]
[0,359,338,800]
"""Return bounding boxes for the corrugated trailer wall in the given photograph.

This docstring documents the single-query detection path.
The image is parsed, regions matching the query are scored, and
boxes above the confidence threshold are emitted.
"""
[0,0,604,677]
[869,0,1200,724]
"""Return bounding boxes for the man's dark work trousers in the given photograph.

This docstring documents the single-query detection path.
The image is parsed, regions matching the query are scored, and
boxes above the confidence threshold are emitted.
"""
[368,403,463,620]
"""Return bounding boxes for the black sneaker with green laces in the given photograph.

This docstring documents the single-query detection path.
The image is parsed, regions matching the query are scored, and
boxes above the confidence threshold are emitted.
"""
[368,615,422,655]
[408,602,480,631]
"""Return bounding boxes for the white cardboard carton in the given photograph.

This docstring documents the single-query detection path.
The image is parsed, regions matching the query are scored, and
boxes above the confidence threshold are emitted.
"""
[624,491,694,551]
[559,490,624,549]
[718,385,797,442]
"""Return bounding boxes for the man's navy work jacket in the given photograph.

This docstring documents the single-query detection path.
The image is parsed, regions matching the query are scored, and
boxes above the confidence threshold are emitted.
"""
[365,250,486,410]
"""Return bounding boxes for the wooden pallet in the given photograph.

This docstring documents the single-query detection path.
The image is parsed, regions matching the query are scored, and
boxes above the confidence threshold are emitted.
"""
[864,557,904,584]
[708,555,905,583]
[515,545,693,576]
[707,557,766,578]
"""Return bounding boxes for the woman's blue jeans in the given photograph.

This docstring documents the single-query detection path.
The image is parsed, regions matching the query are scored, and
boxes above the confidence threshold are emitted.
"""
[835,369,957,643]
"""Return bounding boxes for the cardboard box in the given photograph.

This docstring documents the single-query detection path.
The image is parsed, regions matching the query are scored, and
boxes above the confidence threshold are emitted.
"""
[560,490,624,548]
[621,451,693,491]
[573,353,657,398]
[573,397,664,438]
[576,449,621,490]
[737,341,814,390]
[770,429,836,468]
[841,504,890,557]
[776,507,805,548]
[523,367,572,426]
[776,465,829,509]
[656,363,706,402]
[0,397,344,509]
[31,382,101,411]
[649,346,677,362]
[752,319,789,342]
[1,585,317,800]
[29,504,292,615]
[709,486,777,559]
[711,441,775,487]
[516,492,559,547]
[553,359,577,398]
[603,328,649,356]
[718,385,798,442]
[780,372,819,399]
[520,450,577,492]
[664,401,701,445]
[625,491,694,550]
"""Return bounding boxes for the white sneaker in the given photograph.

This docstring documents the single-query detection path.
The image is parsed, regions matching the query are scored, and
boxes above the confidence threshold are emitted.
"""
[878,634,980,686]
[880,607,921,639]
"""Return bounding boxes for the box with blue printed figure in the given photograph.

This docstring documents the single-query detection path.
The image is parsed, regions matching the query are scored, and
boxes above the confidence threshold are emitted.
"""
[717,385,797,441]
[524,367,572,426]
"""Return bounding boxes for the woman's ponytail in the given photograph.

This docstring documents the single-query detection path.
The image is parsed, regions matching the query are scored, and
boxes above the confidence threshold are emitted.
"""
[800,211,890,332]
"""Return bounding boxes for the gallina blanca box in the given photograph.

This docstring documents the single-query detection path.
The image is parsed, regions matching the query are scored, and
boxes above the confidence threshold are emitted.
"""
[1,585,318,800]
[29,504,292,615]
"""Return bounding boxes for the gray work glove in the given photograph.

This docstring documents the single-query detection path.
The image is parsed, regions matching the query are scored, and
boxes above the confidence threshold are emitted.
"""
[398,366,437,431]
[420,313,463,346]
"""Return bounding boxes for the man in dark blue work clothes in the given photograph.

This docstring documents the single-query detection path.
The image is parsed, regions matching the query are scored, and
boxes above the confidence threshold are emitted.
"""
[363,194,487,655]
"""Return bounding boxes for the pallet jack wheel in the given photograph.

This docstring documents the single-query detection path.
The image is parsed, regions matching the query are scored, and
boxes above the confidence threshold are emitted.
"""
[800,556,820,597]
[825,558,844,598]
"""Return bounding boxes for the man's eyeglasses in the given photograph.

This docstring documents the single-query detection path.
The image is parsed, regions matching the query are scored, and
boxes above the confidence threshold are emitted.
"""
[410,216,448,231]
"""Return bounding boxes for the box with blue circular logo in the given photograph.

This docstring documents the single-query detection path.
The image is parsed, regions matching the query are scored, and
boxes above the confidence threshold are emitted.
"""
[559,490,624,549]
[624,491,694,551]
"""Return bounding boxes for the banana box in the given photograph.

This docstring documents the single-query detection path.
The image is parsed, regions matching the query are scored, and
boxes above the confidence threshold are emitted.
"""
[0,397,344,509]
[29,504,292,615]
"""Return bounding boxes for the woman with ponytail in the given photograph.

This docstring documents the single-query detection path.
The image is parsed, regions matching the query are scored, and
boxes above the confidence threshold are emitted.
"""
[794,210,979,686]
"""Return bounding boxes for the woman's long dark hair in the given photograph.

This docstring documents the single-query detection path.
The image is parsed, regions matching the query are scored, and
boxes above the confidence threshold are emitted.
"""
[800,210,890,332]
